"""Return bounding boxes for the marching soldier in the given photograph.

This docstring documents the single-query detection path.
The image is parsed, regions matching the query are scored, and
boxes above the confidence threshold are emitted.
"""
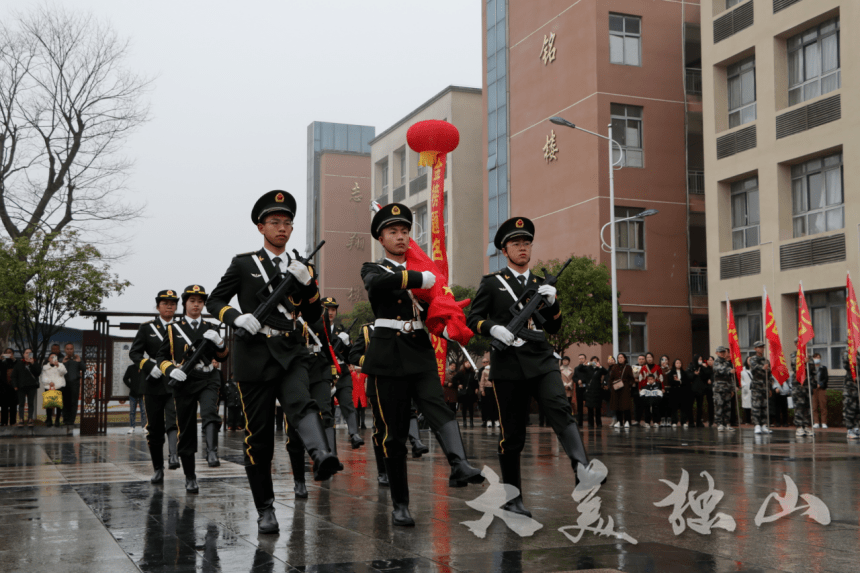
[321,297,365,450]
[712,346,736,431]
[842,349,860,439]
[349,322,389,487]
[362,203,484,527]
[748,342,773,434]
[129,290,181,483]
[467,216,590,517]
[155,285,228,493]
[788,351,813,437]
[206,190,339,534]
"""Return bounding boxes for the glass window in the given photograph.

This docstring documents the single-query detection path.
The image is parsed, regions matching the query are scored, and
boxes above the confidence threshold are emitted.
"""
[734,299,763,358]
[609,14,641,66]
[620,313,647,358]
[788,18,840,106]
[726,0,743,7]
[399,151,406,185]
[805,289,847,370]
[380,160,389,195]
[727,57,756,128]
[730,176,759,249]
[610,104,644,168]
[791,152,843,238]
[615,207,646,270]
[414,204,428,254]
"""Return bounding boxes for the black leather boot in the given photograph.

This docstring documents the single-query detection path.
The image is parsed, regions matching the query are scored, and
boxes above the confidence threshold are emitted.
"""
[384,456,414,527]
[245,465,279,534]
[288,446,308,499]
[325,427,345,472]
[346,411,365,449]
[408,417,429,458]
[295,414,340,481]
[435,420,484,487]
[498,453,531,517]
[205,423,220,467]
[181,455,198,494]
[558,423,596,484]
[373,443,389,487]
[149,443,165,484]
[167,429,180,470]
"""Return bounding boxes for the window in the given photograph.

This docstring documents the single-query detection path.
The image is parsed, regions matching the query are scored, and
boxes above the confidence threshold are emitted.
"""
[610,104,643,168]
[788,18,840,106]
[730,176,759,249]
[615,207,646,270]
[380,160,389,196]
[734,300,762,358]
[414,204,428,253]
[399,151,406,185]
[620,313,647,358]
[609,14,641,66]
[726,0,744,8]
[728,57,756,128]
[805,289,846,370]
[791,153,843,238]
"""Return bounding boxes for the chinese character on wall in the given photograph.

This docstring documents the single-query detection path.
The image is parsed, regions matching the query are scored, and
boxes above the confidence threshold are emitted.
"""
[351,182,362,203]
[346,233,365,251]
[543,130,559,162]
[540,33,557,65]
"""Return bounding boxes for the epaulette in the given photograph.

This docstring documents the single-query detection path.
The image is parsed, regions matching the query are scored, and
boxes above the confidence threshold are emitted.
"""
[482,271,499,278]
[235,250,256,257]
[142,320,153,325]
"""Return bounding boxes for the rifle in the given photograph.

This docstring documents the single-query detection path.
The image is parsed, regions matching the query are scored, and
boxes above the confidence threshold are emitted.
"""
[167,338,214,388]
[235,240,325,339]
[491,257,572,352]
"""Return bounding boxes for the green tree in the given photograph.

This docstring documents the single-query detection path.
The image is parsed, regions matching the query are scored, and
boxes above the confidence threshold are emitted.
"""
[0,230,130,361]
[531,255,628,356]
[337,301,375,341]
[447,285,489,369]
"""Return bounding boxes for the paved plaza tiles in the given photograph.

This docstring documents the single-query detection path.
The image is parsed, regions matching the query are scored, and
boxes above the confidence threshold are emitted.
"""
[0,423,858,573]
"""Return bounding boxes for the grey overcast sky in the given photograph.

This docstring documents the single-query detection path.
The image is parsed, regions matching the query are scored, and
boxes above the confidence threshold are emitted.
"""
[2,1,481,329]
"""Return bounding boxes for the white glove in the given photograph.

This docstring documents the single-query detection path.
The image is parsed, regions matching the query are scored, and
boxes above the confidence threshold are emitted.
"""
[203,329,225,348]
[149,366,162,379]
[287,260,312,285]
[421,271,436,289]
[490,325,515,346]
[170,369,187,382]
[537,284,557,306]
[235,313,261,335]
[442,327,450,340]
[337,332,350,345]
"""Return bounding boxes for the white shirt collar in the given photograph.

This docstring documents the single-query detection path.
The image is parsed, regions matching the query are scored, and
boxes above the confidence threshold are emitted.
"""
[385,257,406,268]
[506,266,530,282]
[158,317,171,328]
[186,315,202,327]
[263,247,288,271]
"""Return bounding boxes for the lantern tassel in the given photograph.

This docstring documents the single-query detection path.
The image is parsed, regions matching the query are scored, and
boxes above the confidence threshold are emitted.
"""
[418,150,441,167]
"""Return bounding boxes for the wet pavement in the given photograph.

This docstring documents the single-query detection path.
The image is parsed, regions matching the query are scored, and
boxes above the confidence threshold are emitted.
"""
[0,422,858,572]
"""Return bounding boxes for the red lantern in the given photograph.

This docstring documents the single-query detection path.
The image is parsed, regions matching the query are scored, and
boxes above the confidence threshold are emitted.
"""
[407,120,460,167]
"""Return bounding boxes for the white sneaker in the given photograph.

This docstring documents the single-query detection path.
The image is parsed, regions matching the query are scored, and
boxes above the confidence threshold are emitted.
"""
[812,423,820,429]
[754,425,762,434]
[796,428,805,437]
[683,423,689,429]
[612,421,620,428]
[126,427,135,434]
[672,423,677,428]
[728,426,736,431]
[763,425,773,434]
[717,425,725,431]
[624,421,630,429]
[822,424,829,429]
[805,428,815,437]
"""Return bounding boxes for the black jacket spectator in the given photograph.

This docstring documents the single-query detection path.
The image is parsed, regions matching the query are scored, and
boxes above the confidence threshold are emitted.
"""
[123,363,142,398]
[586,366,606,409]
[12,360,40,389]
[812,364,828,390]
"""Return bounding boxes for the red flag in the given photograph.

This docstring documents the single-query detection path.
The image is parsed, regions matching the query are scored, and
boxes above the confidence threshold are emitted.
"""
[847,273,860,380]
[796,284,814,385]
[726,297,744,386]
[764,290,790,385]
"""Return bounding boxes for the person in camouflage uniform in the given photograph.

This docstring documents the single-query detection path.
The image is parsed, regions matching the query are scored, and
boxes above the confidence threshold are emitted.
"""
[842,349,860,439]
[748,341,772,434]
[789,348,812,437]
[712,346,736,431]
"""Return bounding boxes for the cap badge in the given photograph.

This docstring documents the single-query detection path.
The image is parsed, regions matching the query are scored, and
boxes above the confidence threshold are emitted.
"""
[515,219,524,228]
[192,285,201,292]
[391,205,401,215]
[166,290,174,297]
[275,193,284,203]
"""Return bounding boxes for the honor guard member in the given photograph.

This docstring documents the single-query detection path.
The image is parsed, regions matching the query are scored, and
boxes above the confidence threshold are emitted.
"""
[749,341,773,434]
[349,323,389,487]
[362,203,484,527]
[467,216,591,517]
[155,285,228,493]
[842,349,860,439]
[129,289,181,483]
[206,190,339,534]
[321,297,365,450]
[712,346,736,431]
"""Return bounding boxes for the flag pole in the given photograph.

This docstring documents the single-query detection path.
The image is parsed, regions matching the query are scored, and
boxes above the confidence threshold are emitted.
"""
[800,281,814,427]
[763,286,772,431]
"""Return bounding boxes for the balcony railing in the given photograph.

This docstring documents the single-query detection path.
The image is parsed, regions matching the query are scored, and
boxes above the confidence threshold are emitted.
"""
[688,170,705,194]
[685,68,702,95]
[690,267,708,296]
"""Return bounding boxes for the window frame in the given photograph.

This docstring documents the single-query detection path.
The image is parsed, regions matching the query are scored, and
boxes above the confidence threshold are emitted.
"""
[734,300,763,359]
[610,104,644,168]
[730,176,760,250]
[727,56,756,129]
[413,203,429,254]
[399,151,406,185]
[620,312,647,359]
[788,18,840,107]
[380,160,389,196]
[805,289,847,371]
[791,152,843,239]
[615,206,647,270]
[609,13,642,67]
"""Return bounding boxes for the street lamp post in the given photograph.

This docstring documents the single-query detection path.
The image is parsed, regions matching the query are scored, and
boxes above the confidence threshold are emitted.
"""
[549,116,657,358]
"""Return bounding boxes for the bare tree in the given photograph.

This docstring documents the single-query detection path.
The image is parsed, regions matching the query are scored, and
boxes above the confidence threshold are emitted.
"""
[0,5,151,245]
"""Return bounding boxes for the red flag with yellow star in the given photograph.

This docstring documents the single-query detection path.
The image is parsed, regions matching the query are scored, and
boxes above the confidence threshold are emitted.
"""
[764,289,790,385]
[796,284,814,385]
[847,273,860,381]
[727,297,743,386]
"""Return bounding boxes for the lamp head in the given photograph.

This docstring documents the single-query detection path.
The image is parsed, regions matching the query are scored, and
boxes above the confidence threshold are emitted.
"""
[637,209,659,218]
[549,116,576,129]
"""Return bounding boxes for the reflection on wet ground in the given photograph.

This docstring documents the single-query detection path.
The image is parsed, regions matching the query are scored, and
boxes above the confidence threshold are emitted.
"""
[0,425,858,572]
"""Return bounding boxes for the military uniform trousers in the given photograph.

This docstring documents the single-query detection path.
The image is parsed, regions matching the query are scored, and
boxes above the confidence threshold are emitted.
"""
[173,374,222,457]
[712,381,734,426]
[791,381,811,427]
[493,370,575,455]
[332,372,355,424]
[286,363,334,455]
[842,380,860,430]
[237,357,320,468]
[750,380,768,426]
[144,392,178,456]
[371,371,455,458]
